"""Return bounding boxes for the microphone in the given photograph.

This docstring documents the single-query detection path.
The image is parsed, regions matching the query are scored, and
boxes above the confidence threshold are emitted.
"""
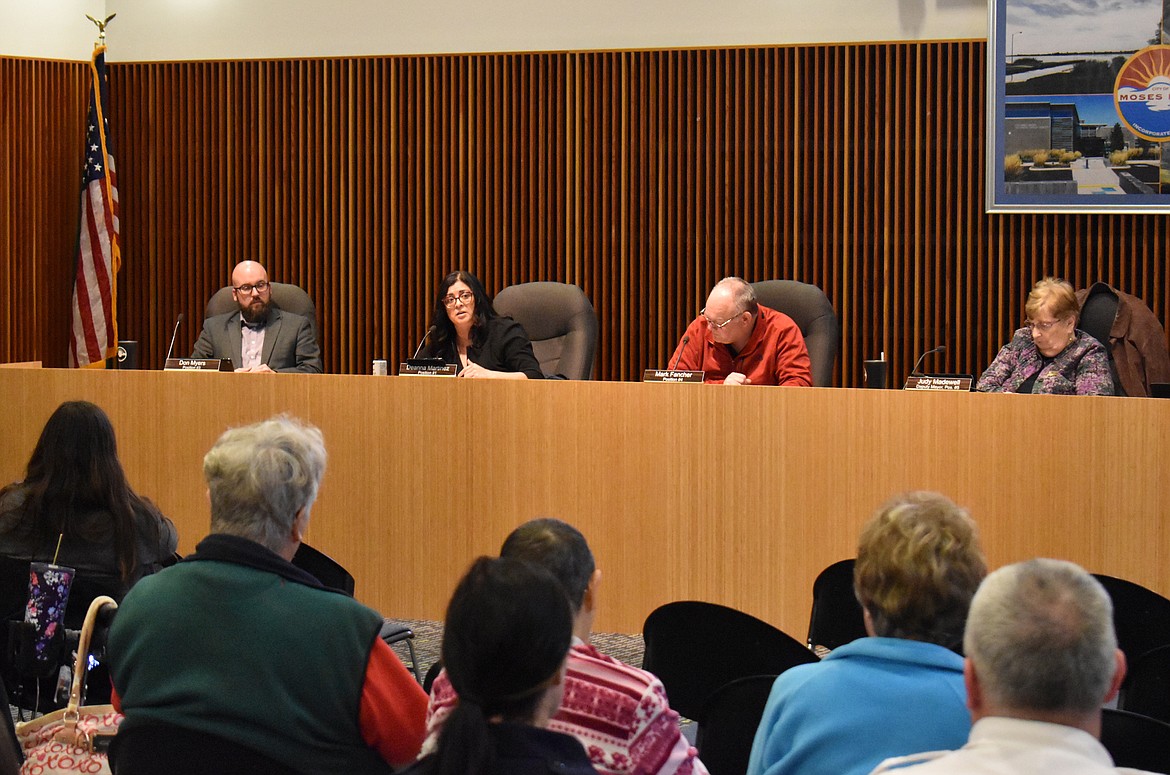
[163,313,185,364]
[909,344,946,377]
[669,336,690,371]
[411,325,437,359]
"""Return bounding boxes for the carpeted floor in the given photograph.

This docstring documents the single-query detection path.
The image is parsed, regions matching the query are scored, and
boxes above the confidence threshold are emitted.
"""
[384,618,646,683]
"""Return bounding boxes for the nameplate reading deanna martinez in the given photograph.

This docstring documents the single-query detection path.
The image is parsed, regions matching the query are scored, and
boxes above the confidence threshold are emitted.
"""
[399,363,458,377]
[903,375,973,391]
[164,358,233,372]
[642,369,705,383]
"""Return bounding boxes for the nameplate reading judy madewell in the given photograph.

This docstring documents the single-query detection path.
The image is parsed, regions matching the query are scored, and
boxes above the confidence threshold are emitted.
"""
[642,369,705,383]
[399,363,458,377]
[164,358,233,372]
[903,375,973,391]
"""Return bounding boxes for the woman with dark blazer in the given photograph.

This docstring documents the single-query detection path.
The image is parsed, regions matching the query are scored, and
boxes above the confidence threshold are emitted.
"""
[420,271,544,379]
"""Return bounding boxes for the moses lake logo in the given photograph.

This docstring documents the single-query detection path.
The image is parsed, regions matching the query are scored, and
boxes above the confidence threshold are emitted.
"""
[1114,46,1170,142]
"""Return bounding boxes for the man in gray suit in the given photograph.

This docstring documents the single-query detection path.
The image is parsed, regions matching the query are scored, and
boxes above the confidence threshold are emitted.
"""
[192,261,322,373]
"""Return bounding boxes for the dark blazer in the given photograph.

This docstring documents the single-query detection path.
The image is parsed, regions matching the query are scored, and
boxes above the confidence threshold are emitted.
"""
[191,308,323,373]
[422,316,544,379]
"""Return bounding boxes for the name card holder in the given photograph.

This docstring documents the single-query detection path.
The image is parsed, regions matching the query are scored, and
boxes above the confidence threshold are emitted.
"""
[903,375,973,391]
[399,362,458,377]
[164,358,234,372]
[642,369,705,383]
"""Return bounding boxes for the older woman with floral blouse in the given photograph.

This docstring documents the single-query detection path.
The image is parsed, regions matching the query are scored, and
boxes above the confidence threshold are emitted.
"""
[976,277,1114,395]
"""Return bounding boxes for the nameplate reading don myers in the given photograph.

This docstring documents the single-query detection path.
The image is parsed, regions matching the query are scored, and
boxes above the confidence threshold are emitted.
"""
[164,358,233,372]
[642,369,705,383]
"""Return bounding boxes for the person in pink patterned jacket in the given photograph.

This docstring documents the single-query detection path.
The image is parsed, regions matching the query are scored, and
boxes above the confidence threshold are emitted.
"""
[976,277,1114,396]
[422,518,708,775]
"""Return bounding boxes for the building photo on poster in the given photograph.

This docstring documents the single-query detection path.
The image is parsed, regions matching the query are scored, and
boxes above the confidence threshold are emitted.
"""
[988,0,1170,211]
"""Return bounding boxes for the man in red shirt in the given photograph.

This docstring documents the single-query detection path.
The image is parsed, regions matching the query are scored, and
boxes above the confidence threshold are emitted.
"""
[670,277,812,386]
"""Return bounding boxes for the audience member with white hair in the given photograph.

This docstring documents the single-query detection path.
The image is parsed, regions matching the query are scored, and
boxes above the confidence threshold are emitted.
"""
[108,415,427,773]
[871,558,1157,775]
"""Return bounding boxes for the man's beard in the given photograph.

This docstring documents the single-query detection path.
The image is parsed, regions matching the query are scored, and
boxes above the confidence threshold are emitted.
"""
[240,299,270,325]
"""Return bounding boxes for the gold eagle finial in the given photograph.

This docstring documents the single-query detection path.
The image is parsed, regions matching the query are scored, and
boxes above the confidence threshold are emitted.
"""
[85,13,117,42]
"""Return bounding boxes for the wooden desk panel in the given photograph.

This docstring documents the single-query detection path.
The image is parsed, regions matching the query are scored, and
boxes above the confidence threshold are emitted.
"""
[1,368,1166,636]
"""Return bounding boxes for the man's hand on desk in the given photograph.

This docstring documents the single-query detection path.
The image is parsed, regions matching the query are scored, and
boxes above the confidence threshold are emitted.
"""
[724,372,752,386]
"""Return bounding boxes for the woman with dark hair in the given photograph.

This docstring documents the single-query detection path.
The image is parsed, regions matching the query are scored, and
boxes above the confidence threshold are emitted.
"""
[0,401,177,590]
[405,556,596,775]
[419,270,544,379]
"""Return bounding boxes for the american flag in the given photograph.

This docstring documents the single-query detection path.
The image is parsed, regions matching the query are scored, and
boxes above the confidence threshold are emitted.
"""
[68,45,120,368]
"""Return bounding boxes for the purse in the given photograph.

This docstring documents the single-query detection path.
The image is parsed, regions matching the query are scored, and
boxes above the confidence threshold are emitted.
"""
[15,595,122,775]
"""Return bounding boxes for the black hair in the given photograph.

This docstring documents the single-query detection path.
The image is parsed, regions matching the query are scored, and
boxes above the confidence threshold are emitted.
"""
[429,271,498,352]
[500,518,595,613]
[433,556,573,775]
[0,401,160,582]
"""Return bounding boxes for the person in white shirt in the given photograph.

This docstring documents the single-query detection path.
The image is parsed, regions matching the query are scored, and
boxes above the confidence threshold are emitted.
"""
[870,558,1156,775]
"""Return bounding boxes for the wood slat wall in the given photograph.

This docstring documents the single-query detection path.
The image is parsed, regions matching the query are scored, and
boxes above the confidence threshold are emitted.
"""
[3,42,1168,383]
[0,58,88,365]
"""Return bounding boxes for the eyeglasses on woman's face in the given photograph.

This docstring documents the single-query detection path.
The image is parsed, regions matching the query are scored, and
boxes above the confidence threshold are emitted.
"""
[1025,317,1067,332]
[442,291,475,308]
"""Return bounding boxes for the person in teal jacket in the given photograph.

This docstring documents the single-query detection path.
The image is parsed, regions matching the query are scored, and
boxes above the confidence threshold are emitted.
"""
[108,415,428,774]
[747,491,988,775]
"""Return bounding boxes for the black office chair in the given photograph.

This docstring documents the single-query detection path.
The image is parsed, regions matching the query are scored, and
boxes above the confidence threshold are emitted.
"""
[1121,644,1170,724]
[290,543,419,682]
[750,280,839,387]
[695,675,778,775]
[1100,708,1170,774]
[807,559,868,653]
[1077,284,1125,395]
[204,281,321,349]
[1091,573,1170,697]
[641,600,818,721]
[110,720,306,775]
[493,281,599,379]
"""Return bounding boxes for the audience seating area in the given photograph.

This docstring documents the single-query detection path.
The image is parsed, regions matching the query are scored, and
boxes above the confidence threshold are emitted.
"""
[8,555,1170,773]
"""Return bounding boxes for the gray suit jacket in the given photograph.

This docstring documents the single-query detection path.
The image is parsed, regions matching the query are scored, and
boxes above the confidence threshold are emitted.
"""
[191,308,323,373]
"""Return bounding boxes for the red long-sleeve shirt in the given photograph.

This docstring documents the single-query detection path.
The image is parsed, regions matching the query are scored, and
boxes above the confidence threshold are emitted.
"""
[670,305,812,386]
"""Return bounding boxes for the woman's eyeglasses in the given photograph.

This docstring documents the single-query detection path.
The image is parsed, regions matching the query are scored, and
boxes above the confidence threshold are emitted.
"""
[442,291,475,308]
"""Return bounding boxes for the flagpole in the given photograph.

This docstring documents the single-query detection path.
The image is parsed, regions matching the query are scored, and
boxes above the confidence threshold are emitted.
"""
[69,14,121,368]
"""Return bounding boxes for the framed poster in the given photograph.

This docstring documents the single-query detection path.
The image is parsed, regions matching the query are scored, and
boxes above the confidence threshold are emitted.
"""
[987,0,1170,212]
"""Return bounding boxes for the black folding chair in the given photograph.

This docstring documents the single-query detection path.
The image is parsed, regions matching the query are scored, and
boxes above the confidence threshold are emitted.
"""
[290,543,419,682]
[641,600,818,721]
[695,675,778,775]
[1101,708,1170,774]
[807,559,867,652]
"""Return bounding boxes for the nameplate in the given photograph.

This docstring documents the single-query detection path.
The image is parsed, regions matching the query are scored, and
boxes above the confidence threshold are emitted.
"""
[399,362,458,377]
[642,369,705,383]
[164,358,233,372]
[903,375,973,391]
